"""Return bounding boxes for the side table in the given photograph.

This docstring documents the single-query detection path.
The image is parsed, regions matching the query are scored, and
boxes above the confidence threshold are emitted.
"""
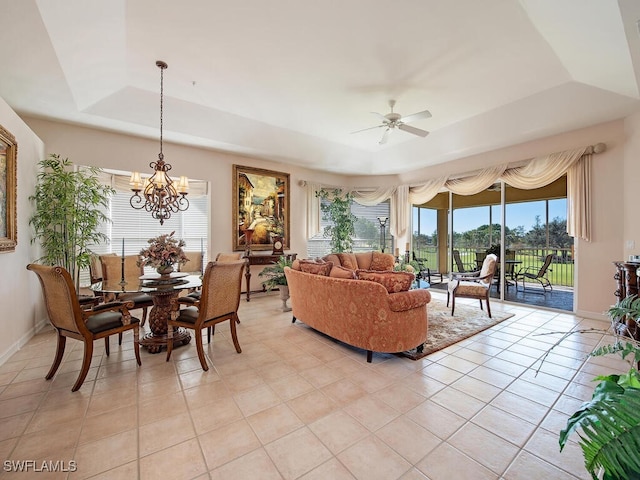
[244,252,297,301]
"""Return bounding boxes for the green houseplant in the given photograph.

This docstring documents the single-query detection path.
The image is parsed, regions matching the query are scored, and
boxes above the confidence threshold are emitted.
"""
[553,295,640,480]
[259,256,294,311]
[316,188,356,253]
[259,256,293,291]
[29,154,115,292]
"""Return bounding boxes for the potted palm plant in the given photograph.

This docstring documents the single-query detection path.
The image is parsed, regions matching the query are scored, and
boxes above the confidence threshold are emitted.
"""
[556,295,640,480]
[259,256,294,311]
[29,154,115,293]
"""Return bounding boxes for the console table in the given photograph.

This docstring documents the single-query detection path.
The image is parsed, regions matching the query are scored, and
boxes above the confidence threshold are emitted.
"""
[244,252,297,301]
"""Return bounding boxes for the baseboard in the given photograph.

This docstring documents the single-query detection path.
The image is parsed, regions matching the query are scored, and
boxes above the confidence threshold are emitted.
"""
[0,318,50,367]
[575,309,609,323]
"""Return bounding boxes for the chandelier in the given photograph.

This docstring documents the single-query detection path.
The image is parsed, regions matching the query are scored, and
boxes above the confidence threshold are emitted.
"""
[129,60,189,225]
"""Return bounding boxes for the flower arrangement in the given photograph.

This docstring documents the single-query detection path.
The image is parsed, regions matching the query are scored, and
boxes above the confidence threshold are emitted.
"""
[138,231,188,272]
[394,259,418,273]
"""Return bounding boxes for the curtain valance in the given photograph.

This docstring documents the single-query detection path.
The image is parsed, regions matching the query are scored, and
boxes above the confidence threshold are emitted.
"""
[303,143,604,243]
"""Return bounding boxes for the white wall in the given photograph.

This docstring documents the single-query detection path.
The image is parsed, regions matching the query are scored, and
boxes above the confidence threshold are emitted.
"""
[0,100,45,364]
[623,112,640,252]
[21,117,350,260]
[2,110,631,365]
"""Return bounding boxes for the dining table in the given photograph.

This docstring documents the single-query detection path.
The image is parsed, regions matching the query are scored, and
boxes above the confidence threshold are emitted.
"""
[91,272,202,354]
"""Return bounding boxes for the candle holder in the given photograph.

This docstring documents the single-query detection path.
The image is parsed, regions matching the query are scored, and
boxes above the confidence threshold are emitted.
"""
[244,228,254,257]
[120,238,126,286]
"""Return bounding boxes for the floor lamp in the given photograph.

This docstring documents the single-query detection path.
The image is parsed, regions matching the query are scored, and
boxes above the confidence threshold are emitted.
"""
[377,216,388,253]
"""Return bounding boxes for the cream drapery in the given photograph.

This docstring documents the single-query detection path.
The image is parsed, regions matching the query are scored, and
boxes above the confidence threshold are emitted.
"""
[566,154,591,241]
[501,146,588,189]
[303,143,602,243]
[445,165,508,196]
[306,182,321,239]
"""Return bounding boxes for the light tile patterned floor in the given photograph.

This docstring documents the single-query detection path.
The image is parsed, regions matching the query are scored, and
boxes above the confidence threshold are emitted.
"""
[0,291,626,479]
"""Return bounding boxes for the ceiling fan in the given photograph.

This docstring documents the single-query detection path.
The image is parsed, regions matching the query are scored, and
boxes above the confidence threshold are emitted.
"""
[352,99,431,145]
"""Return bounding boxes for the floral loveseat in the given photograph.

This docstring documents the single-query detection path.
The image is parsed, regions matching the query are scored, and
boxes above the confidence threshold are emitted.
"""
[284,254,431,362]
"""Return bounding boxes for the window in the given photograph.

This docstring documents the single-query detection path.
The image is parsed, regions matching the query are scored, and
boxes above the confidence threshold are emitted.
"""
[307,199,391,258]
[81,171,209,286]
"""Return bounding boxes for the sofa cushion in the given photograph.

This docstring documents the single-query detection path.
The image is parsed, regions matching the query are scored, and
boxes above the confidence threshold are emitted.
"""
[354,252,373,270]
[337,253,358,270]
[323,254,341,267]
[329,265,356,279]
[300,260,333,276]
[356,269,415,293]
[369,251,395,271]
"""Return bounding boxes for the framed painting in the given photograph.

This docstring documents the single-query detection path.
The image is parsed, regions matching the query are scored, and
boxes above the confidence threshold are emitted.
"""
[0,124,17,253]
[232,165,290,252]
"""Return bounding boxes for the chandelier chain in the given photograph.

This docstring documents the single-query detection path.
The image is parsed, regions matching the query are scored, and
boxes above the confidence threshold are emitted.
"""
[159,62,164,159]
[129,60,189,225]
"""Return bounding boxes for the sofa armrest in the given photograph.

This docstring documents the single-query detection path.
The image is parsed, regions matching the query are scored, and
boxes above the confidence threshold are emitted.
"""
[387,289,431,312]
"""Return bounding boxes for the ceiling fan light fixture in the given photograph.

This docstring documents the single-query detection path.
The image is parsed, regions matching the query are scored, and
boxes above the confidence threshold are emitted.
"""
[353,99,431,143]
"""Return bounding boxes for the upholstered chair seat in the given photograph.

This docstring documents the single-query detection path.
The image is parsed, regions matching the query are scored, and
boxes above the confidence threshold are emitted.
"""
[447,254,497,318]
[27,263,142,392]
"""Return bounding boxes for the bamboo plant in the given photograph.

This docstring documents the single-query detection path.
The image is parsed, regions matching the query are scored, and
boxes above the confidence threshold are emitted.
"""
[29,154,115,292]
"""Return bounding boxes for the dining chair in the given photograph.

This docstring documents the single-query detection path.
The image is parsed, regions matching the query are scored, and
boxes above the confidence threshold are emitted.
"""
[447,254,497,318]
[178,251,204,275]
[166,260,245,371]
[27,263,142,392]
[184,252,243,301]
[100,254,153,326]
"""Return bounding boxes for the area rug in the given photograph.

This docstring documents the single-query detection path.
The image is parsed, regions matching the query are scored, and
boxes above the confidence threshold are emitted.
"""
[400,299,515,360]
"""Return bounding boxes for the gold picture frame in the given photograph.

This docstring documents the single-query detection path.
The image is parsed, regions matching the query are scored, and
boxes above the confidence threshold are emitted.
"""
[0,124,17,253]
[232,165,290,252]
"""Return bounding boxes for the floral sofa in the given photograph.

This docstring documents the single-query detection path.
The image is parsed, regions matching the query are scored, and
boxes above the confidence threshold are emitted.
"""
[284,255,431,362]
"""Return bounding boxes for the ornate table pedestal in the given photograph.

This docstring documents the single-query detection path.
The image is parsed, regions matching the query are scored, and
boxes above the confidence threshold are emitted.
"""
[140,289,191,354]
[91,274,202,354]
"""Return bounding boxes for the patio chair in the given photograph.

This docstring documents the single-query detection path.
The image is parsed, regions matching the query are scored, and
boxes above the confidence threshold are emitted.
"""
[412,251,442,284]
[515,254,553,293]
[453,249,477,273]
[447,254,497,318]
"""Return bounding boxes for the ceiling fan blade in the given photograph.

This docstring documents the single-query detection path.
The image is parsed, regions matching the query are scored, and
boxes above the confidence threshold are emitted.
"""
[399,109,432,124]
[379,128,390,145]
[398,123,429,137]
[371,111,389,123]
[351,124,386,134]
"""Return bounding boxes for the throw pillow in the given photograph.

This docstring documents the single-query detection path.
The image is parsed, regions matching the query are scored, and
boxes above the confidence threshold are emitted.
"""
[322,254,340,266]
[354,252,373,270]
[356,269,415,293]
[369,251,395,271]
[337,253,358,270]
[329,265,356,279]
[291,259,301,270]
[300,260,333,276]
